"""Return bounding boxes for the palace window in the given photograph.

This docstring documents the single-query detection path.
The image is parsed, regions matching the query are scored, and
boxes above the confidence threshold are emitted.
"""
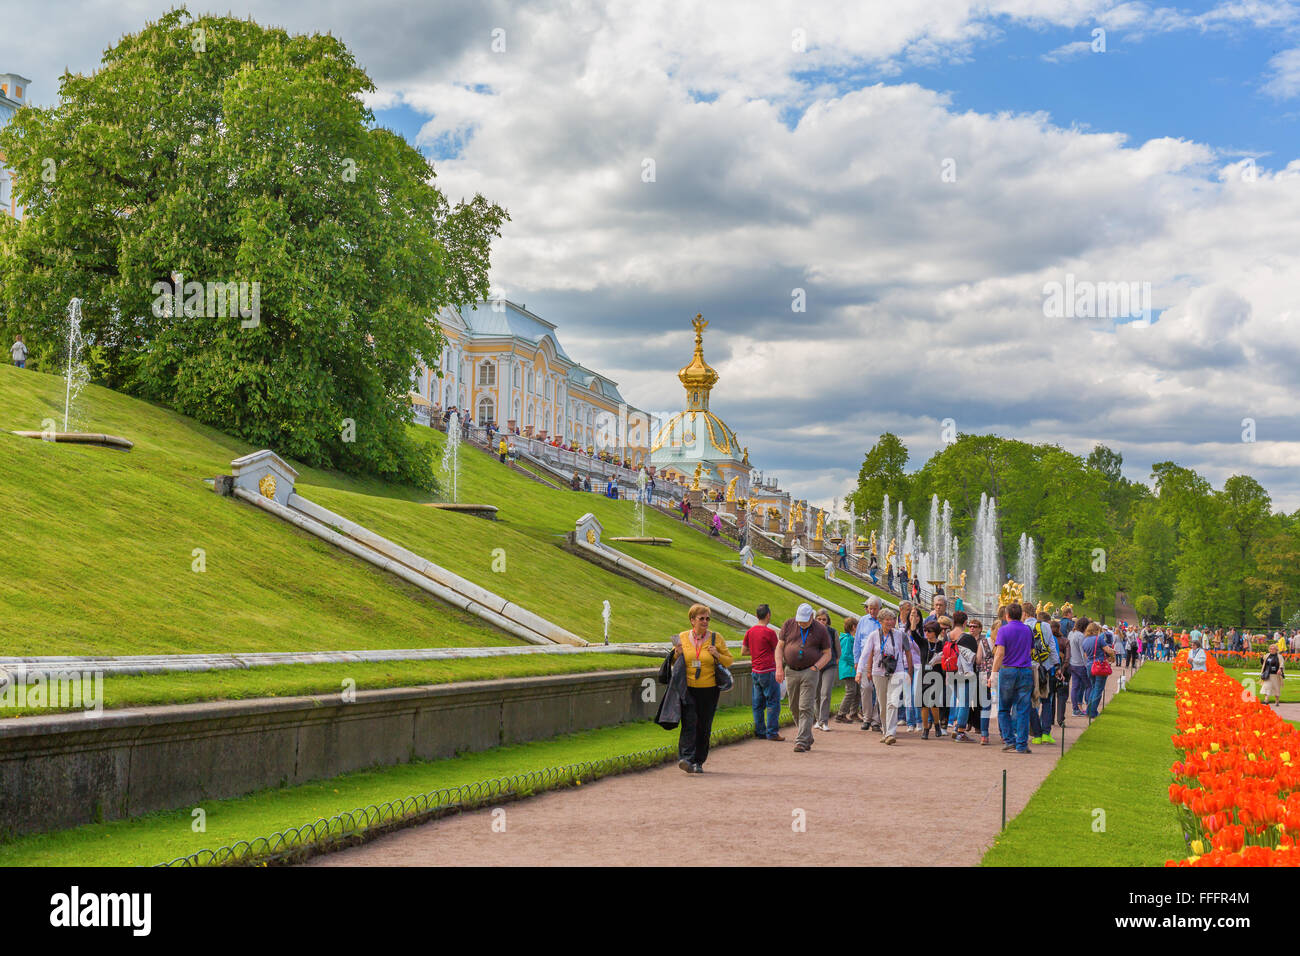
[478,361,496,387]
[477,397,495,425]
[513,366,521,387]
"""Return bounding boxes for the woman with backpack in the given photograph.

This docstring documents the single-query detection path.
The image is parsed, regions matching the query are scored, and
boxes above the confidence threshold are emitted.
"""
[1261,644,1286,706]
[946,611,977,741]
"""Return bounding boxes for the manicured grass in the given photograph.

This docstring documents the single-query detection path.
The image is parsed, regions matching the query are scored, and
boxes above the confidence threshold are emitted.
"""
[0,366,512,656]
[1216,662,1299,702]
[0,366,796,655]
[982,664,1180,867]
[0,653,655,717]
[0,697,796,867]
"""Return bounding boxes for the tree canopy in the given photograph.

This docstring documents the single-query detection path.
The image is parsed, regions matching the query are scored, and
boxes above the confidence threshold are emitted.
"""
[0,9,507,489]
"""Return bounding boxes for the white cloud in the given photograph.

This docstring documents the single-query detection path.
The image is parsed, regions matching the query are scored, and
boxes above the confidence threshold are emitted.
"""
[1263,46,1300,98]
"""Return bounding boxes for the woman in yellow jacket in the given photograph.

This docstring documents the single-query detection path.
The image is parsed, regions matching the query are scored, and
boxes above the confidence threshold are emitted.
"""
[674,603,734,774]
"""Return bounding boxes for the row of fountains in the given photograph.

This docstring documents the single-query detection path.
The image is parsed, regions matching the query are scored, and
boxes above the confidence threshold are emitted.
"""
[839,492,1038,613]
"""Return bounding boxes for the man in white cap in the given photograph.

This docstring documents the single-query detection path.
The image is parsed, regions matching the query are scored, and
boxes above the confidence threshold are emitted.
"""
[776,602,832,752]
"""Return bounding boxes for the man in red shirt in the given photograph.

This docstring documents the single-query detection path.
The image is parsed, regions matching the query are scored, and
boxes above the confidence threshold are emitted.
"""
[743,604,784,740]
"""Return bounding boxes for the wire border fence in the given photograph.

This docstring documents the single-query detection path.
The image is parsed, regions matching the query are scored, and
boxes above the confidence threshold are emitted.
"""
[156,719,768,868]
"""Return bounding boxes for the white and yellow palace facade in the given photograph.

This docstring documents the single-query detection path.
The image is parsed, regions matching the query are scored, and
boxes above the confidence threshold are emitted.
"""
[0,73,31,221]
[414,300,653,461]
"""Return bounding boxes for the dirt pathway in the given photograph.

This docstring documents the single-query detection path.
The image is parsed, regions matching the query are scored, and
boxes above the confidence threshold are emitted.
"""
[308,679,1122,867]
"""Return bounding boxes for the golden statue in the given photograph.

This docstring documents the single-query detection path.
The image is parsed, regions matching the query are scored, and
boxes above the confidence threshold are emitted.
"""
[793,501,804,525]
[746,494,759,514]
[726,476,738,502]
[258,473,277,499]
[692,463,702,491]
[1000,577,1024,606]
[869,530,877,555]
[885,540,897,572]
[815,511,825,540]
[741,446,750,465]
[959,569,967,592]
[692,312,708,339]
[904,554,913,580]
[1040,601,1055,616]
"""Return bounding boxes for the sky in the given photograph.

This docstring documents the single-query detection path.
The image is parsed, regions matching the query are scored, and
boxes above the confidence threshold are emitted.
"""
[4,1,1300,515]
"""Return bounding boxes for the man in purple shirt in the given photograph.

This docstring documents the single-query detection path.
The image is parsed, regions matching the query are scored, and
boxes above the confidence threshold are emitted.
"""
[990,604,1035,754]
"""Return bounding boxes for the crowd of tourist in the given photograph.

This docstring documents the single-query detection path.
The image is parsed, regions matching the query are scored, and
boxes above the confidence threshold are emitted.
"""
[662,583,1297,771]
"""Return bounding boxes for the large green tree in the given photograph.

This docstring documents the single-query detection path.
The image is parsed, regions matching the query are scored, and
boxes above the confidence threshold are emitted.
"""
[849,432,911,524]
[0,9,507,489]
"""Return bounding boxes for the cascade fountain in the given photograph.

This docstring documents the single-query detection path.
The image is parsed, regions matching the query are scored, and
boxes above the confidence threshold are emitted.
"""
[602,599,612,645]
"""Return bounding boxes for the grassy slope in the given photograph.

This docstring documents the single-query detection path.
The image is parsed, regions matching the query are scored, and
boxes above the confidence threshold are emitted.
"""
[304,429,824,642]
[0,366,512,655]
[0,698,790,866]
[981,663,1180,867]
[0,364,801,665]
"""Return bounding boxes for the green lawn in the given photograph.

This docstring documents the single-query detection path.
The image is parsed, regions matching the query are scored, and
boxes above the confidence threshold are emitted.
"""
[982,663,1181,867]
[0,654,655,717]
[0,366,513,656]
[0,365,798,655]
[0,697,797,867]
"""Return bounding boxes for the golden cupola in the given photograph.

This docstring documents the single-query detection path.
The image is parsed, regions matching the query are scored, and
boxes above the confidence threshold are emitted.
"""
[678,313,718,412]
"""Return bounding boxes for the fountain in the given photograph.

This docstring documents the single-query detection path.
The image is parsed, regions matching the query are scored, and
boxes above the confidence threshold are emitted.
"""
[609,465,671,544]
[1017,533,1039,603]
[602,599,611,645]
[880,494,890,555]
[970,493,1003,613]
[441,409,460,502]
[425,409,498,518]
[12,298,133,450]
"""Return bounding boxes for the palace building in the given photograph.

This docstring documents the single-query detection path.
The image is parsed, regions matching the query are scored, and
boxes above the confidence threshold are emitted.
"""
[415,300,654,461]
[0,73,31,221]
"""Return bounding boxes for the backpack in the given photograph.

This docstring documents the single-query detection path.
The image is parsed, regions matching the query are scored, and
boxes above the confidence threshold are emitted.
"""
[941,640,959,672]
[1030,621,1051,664]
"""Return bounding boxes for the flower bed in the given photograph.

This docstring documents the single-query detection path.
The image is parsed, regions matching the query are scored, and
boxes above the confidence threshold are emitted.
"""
[1166,650,1300,866]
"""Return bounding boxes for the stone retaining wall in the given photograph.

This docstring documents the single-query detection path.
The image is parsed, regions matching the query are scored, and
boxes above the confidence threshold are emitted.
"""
[0,664,754,839]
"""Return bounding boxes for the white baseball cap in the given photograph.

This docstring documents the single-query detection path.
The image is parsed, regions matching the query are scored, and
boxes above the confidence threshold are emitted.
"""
[795,603,814,623]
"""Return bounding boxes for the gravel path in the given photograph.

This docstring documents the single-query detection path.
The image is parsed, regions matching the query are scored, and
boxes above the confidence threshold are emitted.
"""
[308,680,1120,867]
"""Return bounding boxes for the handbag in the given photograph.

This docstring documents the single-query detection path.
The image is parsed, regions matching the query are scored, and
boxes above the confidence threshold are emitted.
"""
[1090,636,1112,676]
[657,647,674,685]
[710,633,734,692]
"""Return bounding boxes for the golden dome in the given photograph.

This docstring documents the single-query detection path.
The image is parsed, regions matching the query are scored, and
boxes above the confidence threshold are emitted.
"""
[678,313,718,406]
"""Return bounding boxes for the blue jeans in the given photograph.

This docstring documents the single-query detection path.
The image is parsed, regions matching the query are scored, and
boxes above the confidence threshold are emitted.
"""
[1087,672,1107,719]
[751,670,781,738]
[13,360,24,368]
[997,667,1033,750]
[950,674,971,729]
